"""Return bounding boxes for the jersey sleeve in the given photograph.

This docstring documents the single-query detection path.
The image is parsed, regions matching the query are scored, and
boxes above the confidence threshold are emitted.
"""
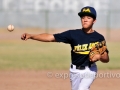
[99,35,109,54]
[53,30,71,44]
[99,34,105,41]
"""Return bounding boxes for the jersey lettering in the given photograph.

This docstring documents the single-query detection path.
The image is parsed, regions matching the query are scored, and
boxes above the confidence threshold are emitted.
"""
[73,42,98,54]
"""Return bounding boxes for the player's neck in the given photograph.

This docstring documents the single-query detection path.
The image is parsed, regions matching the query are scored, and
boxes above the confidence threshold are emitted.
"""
[82,28,94,34]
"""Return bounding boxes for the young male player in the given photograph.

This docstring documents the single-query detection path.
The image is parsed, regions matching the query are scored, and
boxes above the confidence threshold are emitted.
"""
[21,6,109,90]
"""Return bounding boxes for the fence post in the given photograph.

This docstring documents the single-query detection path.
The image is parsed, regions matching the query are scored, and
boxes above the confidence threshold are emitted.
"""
[45,9,49,33]
[106,10,111,41]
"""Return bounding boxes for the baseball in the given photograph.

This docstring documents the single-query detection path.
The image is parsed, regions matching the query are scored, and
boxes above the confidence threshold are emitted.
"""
[7,25,14,32]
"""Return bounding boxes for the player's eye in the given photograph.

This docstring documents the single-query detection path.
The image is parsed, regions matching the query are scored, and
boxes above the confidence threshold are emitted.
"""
[81,16,85,19]
[87,16,92,19]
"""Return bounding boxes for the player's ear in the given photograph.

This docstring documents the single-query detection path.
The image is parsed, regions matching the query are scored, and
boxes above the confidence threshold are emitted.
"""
[93,19,96,24]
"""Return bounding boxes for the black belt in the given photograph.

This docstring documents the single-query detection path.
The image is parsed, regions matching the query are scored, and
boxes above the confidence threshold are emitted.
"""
[71,64,91,70]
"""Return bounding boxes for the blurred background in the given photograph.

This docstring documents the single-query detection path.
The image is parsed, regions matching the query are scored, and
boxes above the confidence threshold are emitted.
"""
[0,0,120,40]
[0,0,120,90]
[0,0,120,70]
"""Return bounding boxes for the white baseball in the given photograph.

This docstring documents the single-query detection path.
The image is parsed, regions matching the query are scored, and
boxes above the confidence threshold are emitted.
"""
[7,25,14,32]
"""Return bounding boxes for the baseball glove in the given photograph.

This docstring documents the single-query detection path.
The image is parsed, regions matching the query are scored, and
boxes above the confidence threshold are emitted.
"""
[89,40,107,60]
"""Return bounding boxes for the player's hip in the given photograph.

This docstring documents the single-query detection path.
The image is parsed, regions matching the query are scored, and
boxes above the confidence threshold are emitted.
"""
[69,63,97,82]
[70,63,97,73]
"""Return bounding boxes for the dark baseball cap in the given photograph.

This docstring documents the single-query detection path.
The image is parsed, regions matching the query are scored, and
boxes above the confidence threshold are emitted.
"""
[78,6,97,19]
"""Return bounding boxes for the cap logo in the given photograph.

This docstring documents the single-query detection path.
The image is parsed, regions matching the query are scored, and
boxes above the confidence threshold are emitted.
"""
[82,8,91,13]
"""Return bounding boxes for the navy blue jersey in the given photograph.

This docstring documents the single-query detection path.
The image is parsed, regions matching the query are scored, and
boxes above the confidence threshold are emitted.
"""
[54,29,106,67]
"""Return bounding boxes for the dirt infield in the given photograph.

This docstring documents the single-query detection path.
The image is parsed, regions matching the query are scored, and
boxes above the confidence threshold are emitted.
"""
[0,70,120,90]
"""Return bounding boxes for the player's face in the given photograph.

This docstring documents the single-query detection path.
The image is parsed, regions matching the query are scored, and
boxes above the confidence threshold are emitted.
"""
[81,16,96,29]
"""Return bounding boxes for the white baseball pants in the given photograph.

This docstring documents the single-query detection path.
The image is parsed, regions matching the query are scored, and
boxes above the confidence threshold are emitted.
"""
[70,63,97,90]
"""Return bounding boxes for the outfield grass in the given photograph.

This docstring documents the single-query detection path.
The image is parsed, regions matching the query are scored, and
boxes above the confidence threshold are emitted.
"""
[0,39,120,70]
[0,40,71,70]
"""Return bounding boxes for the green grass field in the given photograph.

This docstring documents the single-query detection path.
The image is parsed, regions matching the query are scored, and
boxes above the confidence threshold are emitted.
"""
[0,38,120,70]
[0,28,120,70]
[0,40,71,70]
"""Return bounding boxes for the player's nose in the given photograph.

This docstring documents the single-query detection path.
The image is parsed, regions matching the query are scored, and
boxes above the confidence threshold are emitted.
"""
[83,18,88,22]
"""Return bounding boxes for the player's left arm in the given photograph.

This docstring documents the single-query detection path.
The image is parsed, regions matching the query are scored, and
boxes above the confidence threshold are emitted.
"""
[100,51,109,63]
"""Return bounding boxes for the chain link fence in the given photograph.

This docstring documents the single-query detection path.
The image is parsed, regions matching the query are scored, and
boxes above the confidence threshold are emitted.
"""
[0,0,119,29]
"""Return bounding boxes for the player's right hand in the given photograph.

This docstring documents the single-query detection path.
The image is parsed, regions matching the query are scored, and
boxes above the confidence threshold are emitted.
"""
[21,33,31,40]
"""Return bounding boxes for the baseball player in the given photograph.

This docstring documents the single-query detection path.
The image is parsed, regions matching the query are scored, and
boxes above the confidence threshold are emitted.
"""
[21,6,109,90]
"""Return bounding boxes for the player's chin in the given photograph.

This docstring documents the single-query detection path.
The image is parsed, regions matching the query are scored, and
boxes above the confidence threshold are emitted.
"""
[82,25,91,29]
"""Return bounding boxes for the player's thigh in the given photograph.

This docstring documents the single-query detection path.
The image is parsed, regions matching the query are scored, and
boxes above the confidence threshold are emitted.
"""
[70,71,82,90]
[78,71,97,90]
